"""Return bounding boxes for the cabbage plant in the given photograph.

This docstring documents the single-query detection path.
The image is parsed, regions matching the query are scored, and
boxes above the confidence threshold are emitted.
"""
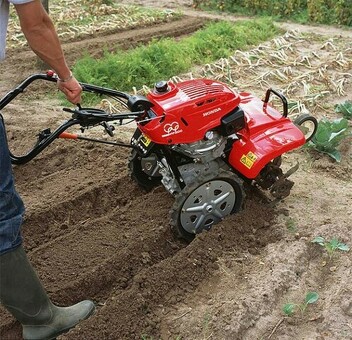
[307,117,350,162]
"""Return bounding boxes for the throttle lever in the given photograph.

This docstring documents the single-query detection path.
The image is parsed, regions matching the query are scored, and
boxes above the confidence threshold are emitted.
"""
[101,121,115,137]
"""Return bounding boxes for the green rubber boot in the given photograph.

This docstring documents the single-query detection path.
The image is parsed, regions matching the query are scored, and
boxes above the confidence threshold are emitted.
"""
[0,246,95,340]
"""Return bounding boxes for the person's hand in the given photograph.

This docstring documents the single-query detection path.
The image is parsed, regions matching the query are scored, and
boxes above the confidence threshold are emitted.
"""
[57,76,82,105]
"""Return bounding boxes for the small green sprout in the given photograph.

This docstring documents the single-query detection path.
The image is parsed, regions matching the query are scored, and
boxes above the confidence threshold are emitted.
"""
[141,335,154,340]
[283,292,319,317]
[312,236,350,260]
[285,217,297,233]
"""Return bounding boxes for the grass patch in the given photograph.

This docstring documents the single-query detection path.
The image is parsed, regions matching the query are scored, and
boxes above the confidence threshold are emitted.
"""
[73,19,281,91]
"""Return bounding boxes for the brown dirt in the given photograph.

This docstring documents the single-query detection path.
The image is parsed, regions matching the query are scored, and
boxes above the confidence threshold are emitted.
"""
[1,3,352,340]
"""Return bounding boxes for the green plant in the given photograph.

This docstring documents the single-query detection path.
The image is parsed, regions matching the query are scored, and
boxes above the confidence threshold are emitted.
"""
[335,101,352,120]
[307,117,350,162]
[202,312,212,339]
[193,0,352,26]
[283,292,319,317]
[141,335,153,340]
[312,236,350,260]
[73,19,280,92]
[285,217,297,233]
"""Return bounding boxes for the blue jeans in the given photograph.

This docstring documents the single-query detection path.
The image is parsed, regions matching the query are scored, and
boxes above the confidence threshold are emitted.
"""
[0,116,24,255]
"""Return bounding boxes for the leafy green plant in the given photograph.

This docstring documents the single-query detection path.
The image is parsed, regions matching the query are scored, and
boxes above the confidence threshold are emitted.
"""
[307,117,350,162]
[283,292,319,317]
[335,101,352,120]
[312,236,350,260]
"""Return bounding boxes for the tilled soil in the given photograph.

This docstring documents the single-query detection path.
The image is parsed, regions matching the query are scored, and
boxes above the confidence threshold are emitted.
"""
[0,131,278,340]
[1,5,352,340]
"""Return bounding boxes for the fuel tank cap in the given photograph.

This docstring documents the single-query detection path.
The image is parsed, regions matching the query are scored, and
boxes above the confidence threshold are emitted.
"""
[155,80,169,93]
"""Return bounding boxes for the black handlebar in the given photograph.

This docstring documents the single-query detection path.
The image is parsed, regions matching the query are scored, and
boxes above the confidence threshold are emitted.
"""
[0,72,132,111]
[0,72,149,165]
[0,74,56,110]
[263,88,288,118]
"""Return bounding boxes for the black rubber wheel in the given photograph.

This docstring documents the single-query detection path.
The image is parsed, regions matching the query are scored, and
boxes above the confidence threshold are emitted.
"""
[294,114,318,142]
[170,169,245,242]
[128,149,162,191]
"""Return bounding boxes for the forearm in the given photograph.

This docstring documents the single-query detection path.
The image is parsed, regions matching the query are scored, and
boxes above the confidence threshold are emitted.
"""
[23,17,70,79]
[14,1,70,79]
[13,0,82,104]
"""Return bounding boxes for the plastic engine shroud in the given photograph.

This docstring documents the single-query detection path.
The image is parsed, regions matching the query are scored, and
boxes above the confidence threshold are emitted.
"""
[139,79,241,145]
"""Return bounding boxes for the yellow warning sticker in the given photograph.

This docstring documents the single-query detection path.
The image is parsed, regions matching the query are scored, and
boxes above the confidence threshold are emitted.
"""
[240,151,257,169]
[140,134,151,147]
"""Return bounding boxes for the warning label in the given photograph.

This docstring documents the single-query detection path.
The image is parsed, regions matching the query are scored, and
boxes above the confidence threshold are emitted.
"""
[240,151,257,169]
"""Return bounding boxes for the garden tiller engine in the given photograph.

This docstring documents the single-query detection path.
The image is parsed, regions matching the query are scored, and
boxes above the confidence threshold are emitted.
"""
[0,72,318,241]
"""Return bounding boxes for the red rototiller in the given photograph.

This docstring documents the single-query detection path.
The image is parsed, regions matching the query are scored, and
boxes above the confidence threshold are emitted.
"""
[0,72,318,240]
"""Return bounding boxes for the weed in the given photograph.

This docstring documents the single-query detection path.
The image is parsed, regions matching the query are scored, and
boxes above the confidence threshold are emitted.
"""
[285,217,297,233]
[312,236,350,260]
[283,292,319,317]
[201,312,212,339]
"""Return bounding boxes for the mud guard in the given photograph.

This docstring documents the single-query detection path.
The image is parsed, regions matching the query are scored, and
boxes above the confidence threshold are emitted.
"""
[229,122,305,179]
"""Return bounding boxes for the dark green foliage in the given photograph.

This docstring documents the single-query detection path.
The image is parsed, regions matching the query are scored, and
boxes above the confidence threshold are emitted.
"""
[193,0,352,26]
[335,0,352,26]
[307,0,352,26]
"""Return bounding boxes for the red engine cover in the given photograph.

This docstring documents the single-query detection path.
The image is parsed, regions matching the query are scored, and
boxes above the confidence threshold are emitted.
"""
[138,79,241,144]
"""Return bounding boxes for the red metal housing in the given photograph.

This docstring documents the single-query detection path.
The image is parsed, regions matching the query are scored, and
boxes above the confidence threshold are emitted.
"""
[229,92,305,179]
